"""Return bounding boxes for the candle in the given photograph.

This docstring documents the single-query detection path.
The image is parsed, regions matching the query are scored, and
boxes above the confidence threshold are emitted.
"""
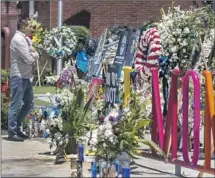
[122,167,130,178]
[115,160,121,177]
[78,144,84,162]
[91,162,97,178]
[122,66,132,107]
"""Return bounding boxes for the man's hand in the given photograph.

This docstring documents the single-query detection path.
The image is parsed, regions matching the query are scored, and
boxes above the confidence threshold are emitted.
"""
[30,47,37,53]
[30,47,39,61]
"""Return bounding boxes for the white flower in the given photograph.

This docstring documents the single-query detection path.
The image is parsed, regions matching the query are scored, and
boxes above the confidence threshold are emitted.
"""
[177,38,182,42]
[46,92,51,97]
[98,125,105,134]
[181,40,188,47]
[124,107,130,113]
[127,111,132,117]
[183,27,190,34]
[170,46,178,53]
[109,135,117,144]
[109,109,118,118]
[165,52,169,57]
[90,138,98,146]
[103,143,107,148]
[181,60,186,64]
[104,130,113,138]
[104,123,112,130]
[176,29,182,34]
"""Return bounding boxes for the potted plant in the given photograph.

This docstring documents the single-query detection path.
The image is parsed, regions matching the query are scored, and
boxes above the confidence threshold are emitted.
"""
[61,87,93,154]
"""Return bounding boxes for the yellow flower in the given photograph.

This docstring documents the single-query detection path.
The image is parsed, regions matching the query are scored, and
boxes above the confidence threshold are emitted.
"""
[32,35,42,45]
[134,136,138,141]
[32,36,38,43]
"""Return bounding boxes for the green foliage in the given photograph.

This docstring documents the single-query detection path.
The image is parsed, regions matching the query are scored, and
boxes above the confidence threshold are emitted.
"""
[61,87,93,140]
[70,26,91,52]
[33,86,56,94]
[95,92,167,161]
[1,93,9,130]
[1,69,9,84]
[71,26,91,41]
[1,69,10,130]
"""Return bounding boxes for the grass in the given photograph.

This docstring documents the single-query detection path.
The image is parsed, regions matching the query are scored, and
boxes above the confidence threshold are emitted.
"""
[34,99,51,106]
[33,86,56,95]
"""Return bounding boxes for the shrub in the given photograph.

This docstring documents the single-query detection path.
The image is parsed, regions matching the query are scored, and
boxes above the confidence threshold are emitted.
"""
[1,69,10,130]
[1,93,9,130]
[1,69,9,84]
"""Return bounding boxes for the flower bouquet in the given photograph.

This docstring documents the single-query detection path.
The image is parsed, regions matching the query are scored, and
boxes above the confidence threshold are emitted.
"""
[157,5,215,74]
[28,18,48,53]
[43,25,77,59]
[57,65,77,89]
[86,91,167,176]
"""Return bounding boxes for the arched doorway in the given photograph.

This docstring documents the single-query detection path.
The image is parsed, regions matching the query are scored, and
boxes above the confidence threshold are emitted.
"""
[64,10,91,28]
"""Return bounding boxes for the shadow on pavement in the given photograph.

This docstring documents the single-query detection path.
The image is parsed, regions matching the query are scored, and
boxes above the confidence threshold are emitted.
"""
[134,162,179,176]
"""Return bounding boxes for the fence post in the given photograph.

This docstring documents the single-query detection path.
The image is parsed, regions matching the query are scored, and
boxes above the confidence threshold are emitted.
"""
[175,165,181,176]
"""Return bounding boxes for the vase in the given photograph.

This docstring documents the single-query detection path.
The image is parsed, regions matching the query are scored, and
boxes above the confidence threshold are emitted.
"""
[65,137,78,154]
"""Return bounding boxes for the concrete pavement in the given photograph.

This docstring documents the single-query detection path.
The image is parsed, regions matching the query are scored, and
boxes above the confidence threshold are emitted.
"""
[1,136,71,177]
[1,135,214,177]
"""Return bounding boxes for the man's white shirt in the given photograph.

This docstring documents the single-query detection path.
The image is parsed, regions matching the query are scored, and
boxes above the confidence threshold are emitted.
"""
[10,30,39,79]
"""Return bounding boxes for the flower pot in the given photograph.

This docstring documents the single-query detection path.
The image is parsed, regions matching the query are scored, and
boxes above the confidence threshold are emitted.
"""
[65,137,78,154]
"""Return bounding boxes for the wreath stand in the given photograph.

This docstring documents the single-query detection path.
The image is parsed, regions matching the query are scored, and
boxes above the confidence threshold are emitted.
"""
[35,59,41,87]
[35,60,49,87]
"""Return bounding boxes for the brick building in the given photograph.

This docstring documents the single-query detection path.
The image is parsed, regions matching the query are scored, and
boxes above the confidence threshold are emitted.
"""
[1,0,212,69]
[2,0,214,37]
[20,0,197,38]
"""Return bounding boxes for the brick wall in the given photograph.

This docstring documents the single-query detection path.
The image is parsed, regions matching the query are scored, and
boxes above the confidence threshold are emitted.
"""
[18,0,206,38]
[20,1,50,29]
[35,1,50,29]
[1,2,21,69]
[1,2,21,35]
[49,0,197,38]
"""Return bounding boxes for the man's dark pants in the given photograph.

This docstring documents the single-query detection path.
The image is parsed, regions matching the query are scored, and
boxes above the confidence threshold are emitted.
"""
[8,76,34,136]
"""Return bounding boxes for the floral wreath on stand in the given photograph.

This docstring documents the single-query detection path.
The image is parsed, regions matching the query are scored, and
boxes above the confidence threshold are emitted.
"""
[157,6,214,74]
[43,25,77,59]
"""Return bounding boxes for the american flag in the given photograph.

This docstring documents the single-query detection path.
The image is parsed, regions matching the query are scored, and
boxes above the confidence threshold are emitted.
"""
[135,27,162,76]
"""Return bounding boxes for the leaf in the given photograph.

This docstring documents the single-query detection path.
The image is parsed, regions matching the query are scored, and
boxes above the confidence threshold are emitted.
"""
[83,95,93,114]
[135,119,151,130]
[120,140,124,150]
[74,88,84,108]
[138,139,167,161]
[127,151,140,160]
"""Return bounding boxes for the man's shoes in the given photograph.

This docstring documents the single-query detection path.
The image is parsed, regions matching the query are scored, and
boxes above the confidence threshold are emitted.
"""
[8,135,24,142]
[18,132,29,139]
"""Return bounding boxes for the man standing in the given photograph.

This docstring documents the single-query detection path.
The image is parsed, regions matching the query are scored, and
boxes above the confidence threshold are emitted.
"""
[8,18,39,141]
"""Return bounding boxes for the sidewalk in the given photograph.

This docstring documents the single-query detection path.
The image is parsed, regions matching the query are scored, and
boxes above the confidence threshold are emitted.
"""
[1,135,214,177]
[1,136,71,177]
